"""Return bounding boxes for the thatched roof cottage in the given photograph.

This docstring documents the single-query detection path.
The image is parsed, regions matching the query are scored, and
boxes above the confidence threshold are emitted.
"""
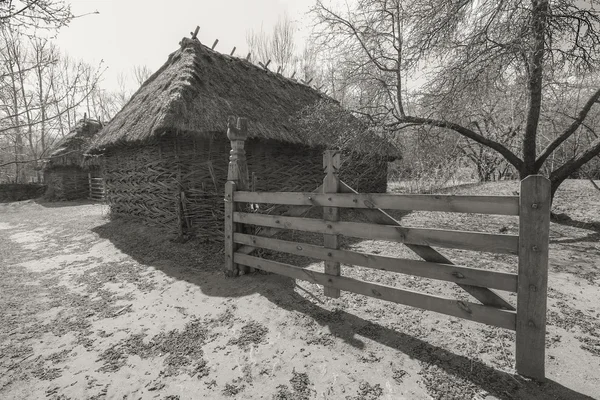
[87,37,398,239]
[44,118,103,200]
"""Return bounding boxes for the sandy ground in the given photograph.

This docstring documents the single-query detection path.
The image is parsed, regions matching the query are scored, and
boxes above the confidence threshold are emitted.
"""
[0,180,599,400]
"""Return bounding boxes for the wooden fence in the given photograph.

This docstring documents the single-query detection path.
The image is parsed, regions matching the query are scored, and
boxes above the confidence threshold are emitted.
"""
[223,117,551,381]
[88,174,105,202]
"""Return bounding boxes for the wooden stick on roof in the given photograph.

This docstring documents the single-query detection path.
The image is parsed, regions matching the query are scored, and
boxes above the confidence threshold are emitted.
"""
[291,71,296,79]
[246,52,251,61]
[276,66,282,74]
[306,78,313,85]
[230,46,236,56]
[211,39,219,50]
[264,59,271,69]
[191,26,200,39]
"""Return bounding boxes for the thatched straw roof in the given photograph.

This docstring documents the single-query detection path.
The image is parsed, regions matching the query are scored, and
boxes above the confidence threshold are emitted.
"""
[88,37,398,158]
[44,119,103,170]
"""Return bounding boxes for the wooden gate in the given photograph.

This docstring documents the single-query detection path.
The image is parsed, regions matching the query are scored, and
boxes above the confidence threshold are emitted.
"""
[88,174,105,201]
[223,117,550,380]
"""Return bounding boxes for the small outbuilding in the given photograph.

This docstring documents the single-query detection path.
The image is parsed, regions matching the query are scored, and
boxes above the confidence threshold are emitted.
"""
[44,118,103,201]
[87,37,398,239]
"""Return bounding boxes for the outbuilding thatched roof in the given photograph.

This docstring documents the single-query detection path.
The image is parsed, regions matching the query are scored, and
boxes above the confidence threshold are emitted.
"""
[88,37,398,158]
[44,119,103,170]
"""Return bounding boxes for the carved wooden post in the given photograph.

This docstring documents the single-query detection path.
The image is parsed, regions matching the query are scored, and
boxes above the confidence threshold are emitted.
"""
[516,175,550,381]
[224,116,249,276]
[227,116,249,190]
[323,150,341,298]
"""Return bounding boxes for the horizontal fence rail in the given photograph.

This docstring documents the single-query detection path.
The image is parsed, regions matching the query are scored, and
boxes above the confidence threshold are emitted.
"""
[88,174,105,201]
[234,212,519,255]
[223,136,550,381]
[234,233,518,292]
[234,253,517,330]
[234,191,520,215]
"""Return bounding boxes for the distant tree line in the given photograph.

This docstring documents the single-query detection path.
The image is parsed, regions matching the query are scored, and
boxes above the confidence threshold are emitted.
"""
[0,1,150,183]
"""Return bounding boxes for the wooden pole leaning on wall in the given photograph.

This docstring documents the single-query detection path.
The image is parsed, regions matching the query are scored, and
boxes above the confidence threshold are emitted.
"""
[516,175,551,381]
[225,116,249,277]
[323,150,341,298]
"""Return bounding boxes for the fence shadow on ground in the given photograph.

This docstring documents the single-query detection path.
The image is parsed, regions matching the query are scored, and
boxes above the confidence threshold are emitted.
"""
[257,274,594,400]
[91,216,594,400]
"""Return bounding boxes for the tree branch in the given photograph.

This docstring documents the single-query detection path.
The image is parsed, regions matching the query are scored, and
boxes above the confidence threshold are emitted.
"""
[550,136,600,186]
[399,115,524,170]
[535,87,600,169]
[0,147,79,168]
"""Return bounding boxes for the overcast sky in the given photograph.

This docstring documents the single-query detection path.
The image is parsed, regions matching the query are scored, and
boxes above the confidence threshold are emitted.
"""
[56,0,315,91]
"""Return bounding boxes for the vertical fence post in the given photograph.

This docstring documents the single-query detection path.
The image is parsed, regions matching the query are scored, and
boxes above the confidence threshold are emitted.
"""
[516,175,551,381]
[88,173,92,200]
[225,116,249,277]
[323,150,341,298]
[224,181,237,276]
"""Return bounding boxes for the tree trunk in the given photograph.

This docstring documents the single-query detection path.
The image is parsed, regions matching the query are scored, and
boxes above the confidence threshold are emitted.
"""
[522,0,549,175]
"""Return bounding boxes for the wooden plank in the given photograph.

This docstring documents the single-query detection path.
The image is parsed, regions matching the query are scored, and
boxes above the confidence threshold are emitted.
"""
[323,151,341,298]
[236,184,324,256]
[224,182,237,276]
[234,212,519,255]
[235,253,517,330]
[516,175,551,381]
[339,181,516,311]
[234,233,518,292]
[234,191,520,215]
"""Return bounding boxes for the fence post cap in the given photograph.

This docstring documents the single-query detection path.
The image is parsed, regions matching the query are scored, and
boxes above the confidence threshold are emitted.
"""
[227,116,248,141]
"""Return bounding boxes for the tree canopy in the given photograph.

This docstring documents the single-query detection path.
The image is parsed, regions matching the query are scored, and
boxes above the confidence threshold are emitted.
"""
[311,0,600,197]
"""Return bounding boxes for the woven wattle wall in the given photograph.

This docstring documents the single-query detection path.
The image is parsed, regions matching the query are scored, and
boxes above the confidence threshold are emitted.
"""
[102,133,388,240]
[43,167,90,201]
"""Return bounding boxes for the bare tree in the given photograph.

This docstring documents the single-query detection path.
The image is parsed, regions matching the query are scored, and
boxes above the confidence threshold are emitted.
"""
[132,64,152,87]
[0,0,73,31]
[311,0,600,199]
[246,13,297,74]
[0,29,104,182]
[112,64,153,110]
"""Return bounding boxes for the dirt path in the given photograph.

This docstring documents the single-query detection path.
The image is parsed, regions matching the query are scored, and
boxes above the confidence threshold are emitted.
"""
[0,180,599,399]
